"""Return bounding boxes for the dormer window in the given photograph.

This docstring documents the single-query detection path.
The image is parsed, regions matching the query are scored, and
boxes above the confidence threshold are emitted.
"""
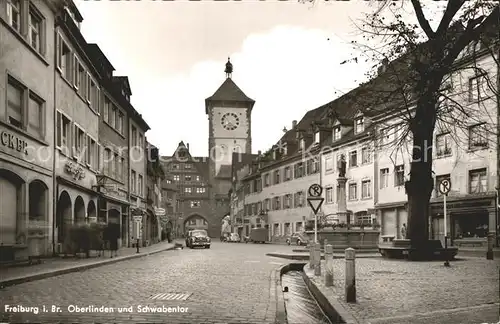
[314,131,320,144]
[283,144,288,155]
[299,138,305,151]
[333,126,341,141]
[355,117,364,134]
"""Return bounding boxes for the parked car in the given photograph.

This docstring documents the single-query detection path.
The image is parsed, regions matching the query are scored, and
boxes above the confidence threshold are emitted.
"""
[286,232,309,246]
[187,230,211,249]
[226,233,240,243]
[185,230,193,247]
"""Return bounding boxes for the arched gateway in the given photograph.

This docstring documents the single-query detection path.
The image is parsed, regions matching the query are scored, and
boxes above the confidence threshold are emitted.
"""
[183,214,208,235]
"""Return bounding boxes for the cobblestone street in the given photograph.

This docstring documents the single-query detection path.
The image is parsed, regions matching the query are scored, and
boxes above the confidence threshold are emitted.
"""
[0,242,292,324]
[306,257,500,324]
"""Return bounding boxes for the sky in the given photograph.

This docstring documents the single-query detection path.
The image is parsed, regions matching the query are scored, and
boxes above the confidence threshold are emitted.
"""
[73,0,440,156]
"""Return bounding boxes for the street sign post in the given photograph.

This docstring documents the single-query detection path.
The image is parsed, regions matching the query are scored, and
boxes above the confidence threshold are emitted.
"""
[307,184,324,244]
[438,178,451,267]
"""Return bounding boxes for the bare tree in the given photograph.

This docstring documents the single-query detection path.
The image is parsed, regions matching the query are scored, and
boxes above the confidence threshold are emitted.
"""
[325,1,499,251]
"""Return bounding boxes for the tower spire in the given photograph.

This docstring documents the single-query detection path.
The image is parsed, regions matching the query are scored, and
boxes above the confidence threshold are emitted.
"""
[224,57,233,79]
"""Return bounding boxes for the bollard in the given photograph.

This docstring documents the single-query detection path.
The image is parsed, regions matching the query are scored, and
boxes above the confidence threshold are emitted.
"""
[314,243,321,276]
[324,244,333,286]
[345,248,356,303]
[309,243,315,269]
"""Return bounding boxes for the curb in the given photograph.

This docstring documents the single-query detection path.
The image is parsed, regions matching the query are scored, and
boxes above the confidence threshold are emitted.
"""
[0,245,176,288]
[457,250,500,259]
[292,249,379,253]
[301,263,360,324]
[273,265,288,324]
[266,253,380,260]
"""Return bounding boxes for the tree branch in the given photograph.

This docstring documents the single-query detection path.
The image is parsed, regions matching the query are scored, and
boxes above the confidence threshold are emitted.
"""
[436,0,467,36]
[410,0,436,39]
[444,6,499,69]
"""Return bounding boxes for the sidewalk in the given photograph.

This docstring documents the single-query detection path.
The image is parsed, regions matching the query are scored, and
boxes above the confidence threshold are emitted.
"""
[267,252,381,260]
[302,257,500,324]
[457,246,500,258]
[0,240,177,288]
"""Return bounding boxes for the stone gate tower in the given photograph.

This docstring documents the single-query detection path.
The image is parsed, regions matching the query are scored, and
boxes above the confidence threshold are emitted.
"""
[205,58,255,237]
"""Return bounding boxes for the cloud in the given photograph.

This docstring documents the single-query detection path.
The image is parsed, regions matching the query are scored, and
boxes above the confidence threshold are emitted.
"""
[133,25,370,156]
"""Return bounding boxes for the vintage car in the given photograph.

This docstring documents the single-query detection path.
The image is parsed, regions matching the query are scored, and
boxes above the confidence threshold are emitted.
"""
[187,229,211,249]
[286,232,309,246]
[225,233,240,243]
[185,230,192,247]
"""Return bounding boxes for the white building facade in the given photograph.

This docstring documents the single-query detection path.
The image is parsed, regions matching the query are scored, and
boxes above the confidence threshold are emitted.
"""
[374,44,499,247]
[232,38,499,248]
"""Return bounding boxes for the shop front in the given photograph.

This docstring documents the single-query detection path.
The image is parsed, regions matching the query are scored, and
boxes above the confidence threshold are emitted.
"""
[55,174,99,253]
[130,200,147,247]
[96,182,130,248]
[0,127,54,260]
[430,194,497,248]
[375,201,408,240]
[143,208,160,246]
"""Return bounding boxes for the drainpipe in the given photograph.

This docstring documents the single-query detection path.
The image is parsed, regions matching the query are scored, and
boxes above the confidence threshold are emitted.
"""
[51,22,59,257]
[496,18,500,248]
[127,117,131,247]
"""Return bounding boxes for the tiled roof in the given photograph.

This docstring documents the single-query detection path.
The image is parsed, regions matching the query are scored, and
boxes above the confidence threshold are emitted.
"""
[258,52,415,168]
[231,153,258,181]
[112,76,132,96]
[86,43,115,73]
[330,124,375,148]
[205,78,255,103]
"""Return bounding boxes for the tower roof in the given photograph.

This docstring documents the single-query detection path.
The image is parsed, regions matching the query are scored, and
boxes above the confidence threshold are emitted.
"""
[205,58,255,114]
[205,78,255,114]
[206,78,255,103]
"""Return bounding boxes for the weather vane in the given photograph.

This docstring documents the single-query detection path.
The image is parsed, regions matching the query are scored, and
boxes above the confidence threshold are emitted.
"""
[225,57,233,78]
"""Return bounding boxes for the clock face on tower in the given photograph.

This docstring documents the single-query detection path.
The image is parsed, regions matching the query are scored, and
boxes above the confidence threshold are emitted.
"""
[221,112,240,131]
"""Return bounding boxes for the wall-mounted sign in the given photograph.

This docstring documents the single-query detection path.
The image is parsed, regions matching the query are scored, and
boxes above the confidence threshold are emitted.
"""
[1,130,28,155]
[65,161,85,180]
[102,184,127,199]
[154,207,166,216]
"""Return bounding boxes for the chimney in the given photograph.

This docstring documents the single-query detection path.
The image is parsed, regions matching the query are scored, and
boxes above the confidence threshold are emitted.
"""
[292,120,297,129]
[186,143,189,151]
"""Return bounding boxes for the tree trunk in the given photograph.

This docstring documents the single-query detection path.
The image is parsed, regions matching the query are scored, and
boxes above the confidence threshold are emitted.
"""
[405,92,438,248]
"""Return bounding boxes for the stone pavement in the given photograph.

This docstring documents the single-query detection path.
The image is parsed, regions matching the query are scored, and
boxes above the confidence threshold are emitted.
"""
[266,252,381,260]
[0,242,293,323]
[0,241,176,287]
[304,257,500,324]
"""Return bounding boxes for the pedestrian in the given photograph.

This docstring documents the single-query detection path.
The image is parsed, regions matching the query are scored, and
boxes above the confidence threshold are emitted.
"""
[401,223,407,239]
